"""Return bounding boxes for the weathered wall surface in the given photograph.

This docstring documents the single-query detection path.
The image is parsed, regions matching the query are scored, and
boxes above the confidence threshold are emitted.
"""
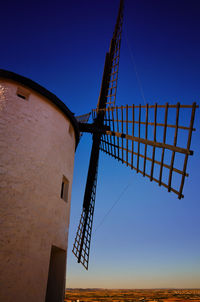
[0,80,76,302]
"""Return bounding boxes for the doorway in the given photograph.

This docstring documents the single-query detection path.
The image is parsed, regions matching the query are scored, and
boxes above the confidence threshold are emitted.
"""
[45,245,66,302]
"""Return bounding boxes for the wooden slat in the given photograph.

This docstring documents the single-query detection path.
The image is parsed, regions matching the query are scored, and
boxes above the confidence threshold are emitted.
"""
[105,110,110,154]
[126,104,128,166]
[116,106,120,160]
[178,102,197,198]
[150,103,157,181]
[109,78,117,84]
[137,104,141,172]
[121,105,124,162]
[109,70,118,76]
[168,103,180,191]
[104,131,192,155]
[143,104,149,176]
[102,119,195,131]
[108,107,113,155]
[93,104,198,112]
[131,104,134,169]
[108,86,117,91]
[106,101,115,106]
[111,107,117,158]
[106,94,116,98]
[112,54,120,62]
[159,102,168,185]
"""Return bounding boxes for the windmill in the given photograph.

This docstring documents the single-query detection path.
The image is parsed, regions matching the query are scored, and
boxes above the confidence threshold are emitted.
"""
[72,0,198,270]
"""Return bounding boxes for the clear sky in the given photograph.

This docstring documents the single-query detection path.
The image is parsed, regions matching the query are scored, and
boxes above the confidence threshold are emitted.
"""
[1,0,200,289]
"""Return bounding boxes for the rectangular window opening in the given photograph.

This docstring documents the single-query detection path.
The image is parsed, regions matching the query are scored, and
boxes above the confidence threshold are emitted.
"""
[16,87,30,101]
[60,176,69,202]
[17,93,26,100]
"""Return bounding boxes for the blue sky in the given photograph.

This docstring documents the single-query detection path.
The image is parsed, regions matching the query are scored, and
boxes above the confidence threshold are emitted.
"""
[1,0,200,288]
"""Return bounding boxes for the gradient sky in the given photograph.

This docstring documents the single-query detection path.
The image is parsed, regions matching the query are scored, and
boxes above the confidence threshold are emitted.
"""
[1,0,200,288]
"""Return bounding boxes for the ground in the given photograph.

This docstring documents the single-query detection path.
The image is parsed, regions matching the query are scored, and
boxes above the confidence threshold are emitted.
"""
[65,288,200,302]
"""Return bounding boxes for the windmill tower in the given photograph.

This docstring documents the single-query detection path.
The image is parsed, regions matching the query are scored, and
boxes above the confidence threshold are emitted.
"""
[0,70,79,302]
[0,0,198,302]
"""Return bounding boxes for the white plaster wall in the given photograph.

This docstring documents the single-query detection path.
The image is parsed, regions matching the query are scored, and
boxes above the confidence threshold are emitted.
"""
[0,80,76,302]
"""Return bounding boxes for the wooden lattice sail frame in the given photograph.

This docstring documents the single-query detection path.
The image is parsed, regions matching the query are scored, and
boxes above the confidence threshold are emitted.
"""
[92,102,198,199]
[72,165,98,270]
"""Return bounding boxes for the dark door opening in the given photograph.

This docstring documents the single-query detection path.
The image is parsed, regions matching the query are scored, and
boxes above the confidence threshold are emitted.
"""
[45,245,66,302]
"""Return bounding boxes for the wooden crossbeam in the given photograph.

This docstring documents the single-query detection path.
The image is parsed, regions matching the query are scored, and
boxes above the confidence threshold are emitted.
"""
[93,104,199,110]
[103,131,193,155]
[102,119,196,131]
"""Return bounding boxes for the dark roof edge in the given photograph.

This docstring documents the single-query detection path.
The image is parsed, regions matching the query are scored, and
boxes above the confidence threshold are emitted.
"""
[0,69,80,149]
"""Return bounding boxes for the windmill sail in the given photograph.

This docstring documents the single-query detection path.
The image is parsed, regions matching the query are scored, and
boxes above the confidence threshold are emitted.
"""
[73,0,124,270]
[75,112,91,124]
[72,137,99,269]
[73,0,198,271]
[92,102,198,199]
[75,113,91,139]
[97,0,123,109]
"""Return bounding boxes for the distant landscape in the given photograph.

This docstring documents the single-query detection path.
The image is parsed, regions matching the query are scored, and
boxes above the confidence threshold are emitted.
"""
[65,288,200,302]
